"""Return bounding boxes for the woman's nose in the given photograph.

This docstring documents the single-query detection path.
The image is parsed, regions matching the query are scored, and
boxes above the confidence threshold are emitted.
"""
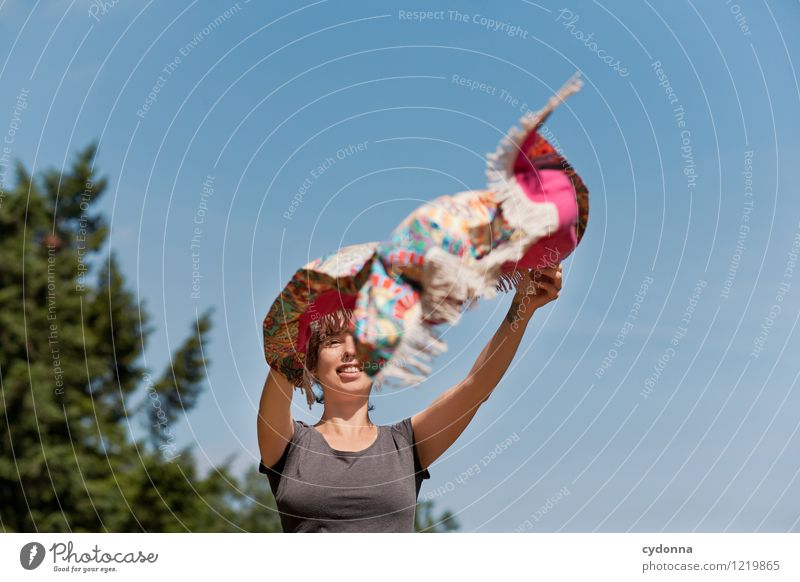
[341,335,359,359]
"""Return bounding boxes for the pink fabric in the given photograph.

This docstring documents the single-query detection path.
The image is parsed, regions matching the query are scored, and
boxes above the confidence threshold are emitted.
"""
[501,168,578,271]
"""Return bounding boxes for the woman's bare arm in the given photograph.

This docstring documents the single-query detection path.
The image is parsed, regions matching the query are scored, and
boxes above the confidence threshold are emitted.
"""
[411,266,563,470]
[256,368,295,468]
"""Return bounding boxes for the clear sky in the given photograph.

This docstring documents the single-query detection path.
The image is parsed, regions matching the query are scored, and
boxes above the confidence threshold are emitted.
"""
[2,0,799,532]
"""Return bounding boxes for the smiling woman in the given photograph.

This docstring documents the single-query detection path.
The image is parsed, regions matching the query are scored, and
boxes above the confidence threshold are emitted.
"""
[256,311,432,533]
[257,264,564,532]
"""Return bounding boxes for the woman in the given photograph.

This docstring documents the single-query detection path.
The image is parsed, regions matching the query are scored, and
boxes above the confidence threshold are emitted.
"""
[256,264,563,532]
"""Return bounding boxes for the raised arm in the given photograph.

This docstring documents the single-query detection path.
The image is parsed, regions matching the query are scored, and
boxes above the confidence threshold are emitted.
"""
[257,367,296,469]
[411,265,563,471]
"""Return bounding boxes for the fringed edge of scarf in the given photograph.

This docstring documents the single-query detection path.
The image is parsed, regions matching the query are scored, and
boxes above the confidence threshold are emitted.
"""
[308,307,356,337]
[299,363,317,411]
[373,251,529,387]
[496,269,525,293]
[485,72,583,235]
[418,237,549,326]
[370,301,448,390]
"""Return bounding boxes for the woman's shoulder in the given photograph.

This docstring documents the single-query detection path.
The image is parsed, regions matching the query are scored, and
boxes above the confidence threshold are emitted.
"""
[289,418,314,443]
[387,416,415,445]
[387,416,431,481]
[258,418,311,475]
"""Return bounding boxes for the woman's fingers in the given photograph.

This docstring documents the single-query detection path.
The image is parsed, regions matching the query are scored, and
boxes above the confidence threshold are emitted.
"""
[539,265,561,279]
[534,266,564,296]
[533,265,562,289]
[513,264,563,299]
[534,278,559,297]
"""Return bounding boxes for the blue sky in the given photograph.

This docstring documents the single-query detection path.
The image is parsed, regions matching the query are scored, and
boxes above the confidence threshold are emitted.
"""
[2,0,799,532]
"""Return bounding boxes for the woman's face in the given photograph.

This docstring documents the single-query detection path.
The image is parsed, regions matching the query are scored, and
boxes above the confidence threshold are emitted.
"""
[313,330,372,397]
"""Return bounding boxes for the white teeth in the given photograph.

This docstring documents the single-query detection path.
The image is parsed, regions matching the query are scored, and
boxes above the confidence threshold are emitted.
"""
[338,366,360,373]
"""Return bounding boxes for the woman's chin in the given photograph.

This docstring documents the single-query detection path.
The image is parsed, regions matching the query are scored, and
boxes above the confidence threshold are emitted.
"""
[329,372,371,393]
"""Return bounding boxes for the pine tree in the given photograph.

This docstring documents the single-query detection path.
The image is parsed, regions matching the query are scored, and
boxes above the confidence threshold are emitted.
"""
[0,143,272,532]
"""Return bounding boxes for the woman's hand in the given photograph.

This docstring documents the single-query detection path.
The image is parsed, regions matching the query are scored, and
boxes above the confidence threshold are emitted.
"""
[506,264,563,327]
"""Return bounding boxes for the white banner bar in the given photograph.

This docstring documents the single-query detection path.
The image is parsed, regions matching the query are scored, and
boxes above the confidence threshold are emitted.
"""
[2,533,798,580]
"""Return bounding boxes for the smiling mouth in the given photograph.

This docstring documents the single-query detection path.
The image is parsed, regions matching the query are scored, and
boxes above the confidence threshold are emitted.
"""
[336,364,363,374]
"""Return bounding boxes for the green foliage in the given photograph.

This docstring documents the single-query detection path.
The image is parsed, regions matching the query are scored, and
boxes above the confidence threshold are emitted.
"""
[0,144,279,532]
[0,143,457,533]
[415,499,460,533]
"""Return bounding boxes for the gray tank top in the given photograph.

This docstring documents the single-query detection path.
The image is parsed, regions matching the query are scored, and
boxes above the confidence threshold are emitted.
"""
[259,417,431,532]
